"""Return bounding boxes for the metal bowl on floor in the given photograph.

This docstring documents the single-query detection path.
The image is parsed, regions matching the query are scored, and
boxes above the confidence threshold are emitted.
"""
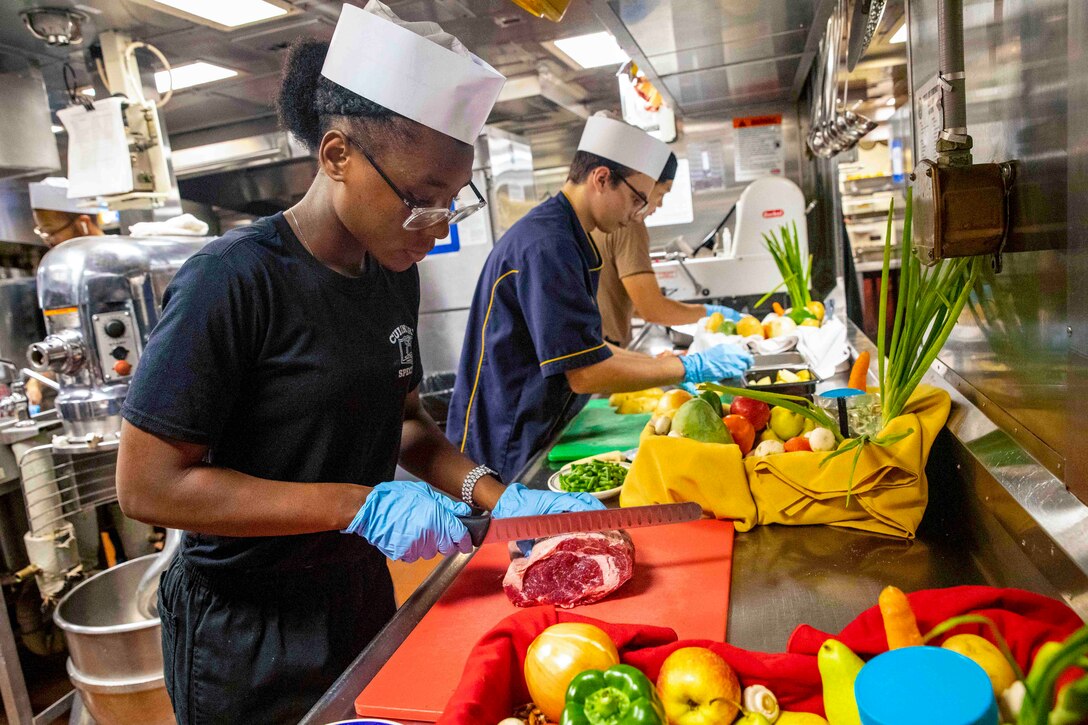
[54,554,175,725]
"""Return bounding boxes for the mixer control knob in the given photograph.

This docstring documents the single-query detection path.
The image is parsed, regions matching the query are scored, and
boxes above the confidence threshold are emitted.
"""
[113,360,132,376]
[110,346,129,360]
[104,320,126,338]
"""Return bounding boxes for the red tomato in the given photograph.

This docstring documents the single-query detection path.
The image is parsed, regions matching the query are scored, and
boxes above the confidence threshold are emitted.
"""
[729,396,771,431]
[722,415,756,455]
[784,436,812,452]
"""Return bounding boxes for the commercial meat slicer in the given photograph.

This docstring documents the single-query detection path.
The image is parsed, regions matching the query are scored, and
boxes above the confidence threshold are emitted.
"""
[0,235,206,600]
[651,176,810,301]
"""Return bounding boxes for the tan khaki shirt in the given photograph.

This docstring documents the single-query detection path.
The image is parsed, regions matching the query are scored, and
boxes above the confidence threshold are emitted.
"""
[596,220,654,348]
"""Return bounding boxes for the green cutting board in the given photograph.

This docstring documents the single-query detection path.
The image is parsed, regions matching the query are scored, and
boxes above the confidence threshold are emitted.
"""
[547,399,651,463]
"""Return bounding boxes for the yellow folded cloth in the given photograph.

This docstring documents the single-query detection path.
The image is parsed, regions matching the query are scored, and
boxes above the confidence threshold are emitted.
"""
[620,385,951,539]
[620,436,756,528]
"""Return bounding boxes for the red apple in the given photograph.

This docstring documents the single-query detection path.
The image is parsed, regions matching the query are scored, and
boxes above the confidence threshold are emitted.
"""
[729,397,771,431]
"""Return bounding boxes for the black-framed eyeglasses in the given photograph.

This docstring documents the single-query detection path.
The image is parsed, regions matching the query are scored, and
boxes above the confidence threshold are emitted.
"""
[613,172,650,216]
[344,135,486,231]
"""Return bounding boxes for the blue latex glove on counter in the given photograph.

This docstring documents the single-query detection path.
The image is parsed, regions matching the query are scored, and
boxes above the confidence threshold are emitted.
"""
[493,483,606,556]
[680,343,754,383]
[343,481,473,563]
[704,304,743,321]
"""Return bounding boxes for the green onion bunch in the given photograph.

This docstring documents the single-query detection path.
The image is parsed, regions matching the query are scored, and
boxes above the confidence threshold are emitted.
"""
[760,220,813,311]
[877,190,982,427]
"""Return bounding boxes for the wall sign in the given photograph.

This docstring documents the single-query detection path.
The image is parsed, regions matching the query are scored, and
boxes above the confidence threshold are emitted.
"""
[733,114,784,182]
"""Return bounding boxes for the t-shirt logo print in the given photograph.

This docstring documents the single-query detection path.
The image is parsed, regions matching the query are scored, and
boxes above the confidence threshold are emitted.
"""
[389,325,414,379]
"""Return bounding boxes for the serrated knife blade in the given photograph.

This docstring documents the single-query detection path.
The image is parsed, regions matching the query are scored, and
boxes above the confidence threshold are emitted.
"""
[458,501,704,547]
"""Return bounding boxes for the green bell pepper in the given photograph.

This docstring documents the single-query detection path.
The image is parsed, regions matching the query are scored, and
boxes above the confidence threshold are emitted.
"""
[560,664,665,725]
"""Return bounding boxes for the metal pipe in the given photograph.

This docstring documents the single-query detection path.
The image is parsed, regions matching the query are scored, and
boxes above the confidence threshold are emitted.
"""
[937,0,967,131]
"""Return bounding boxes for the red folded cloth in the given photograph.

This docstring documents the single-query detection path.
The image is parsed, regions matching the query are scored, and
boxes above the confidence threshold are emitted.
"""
[437,607,678,725]
[440,586,1084,723]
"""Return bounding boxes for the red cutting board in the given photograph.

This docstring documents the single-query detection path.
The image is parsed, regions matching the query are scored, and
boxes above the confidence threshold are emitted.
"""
[355,519,734,722]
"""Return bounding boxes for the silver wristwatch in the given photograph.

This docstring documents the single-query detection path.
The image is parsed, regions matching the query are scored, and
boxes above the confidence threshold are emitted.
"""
[461,465,496,507]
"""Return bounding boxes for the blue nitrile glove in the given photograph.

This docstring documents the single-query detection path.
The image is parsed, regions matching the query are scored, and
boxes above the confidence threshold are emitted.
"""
[493,483,606,556]
[680,343,754,383]
[343,481,473,563]
[679,382,699,396]
[704,304,743,321]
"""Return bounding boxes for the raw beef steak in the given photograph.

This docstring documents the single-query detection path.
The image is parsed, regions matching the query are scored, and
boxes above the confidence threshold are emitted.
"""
[503,531,634,608]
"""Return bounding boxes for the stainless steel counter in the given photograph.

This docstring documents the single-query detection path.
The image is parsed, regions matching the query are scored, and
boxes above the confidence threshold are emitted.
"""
[301,318,1088,725]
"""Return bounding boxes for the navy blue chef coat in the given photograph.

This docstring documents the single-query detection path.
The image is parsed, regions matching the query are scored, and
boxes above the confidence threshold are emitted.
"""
[447,192,612,482]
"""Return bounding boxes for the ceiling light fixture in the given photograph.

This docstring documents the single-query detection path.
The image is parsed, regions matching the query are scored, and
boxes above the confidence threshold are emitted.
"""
[552,32,629,69]
[141,0,289,30]
[889,23,907,44]
[156,61,238,93]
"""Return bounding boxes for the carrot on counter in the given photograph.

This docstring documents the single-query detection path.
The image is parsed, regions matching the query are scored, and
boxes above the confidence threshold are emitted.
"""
[772,301,786,316]
[879,585,923,649]
[848,351,870,391]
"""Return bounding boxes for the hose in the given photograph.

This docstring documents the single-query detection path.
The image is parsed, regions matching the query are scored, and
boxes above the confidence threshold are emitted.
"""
[123,41,173,108]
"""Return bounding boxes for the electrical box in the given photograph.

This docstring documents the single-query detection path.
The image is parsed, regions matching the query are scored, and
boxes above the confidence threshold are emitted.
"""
[911,159,1010,265]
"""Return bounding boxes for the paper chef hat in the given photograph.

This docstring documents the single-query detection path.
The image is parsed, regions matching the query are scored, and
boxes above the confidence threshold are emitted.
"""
[577,115,672,180]
[29,178,103,215]
[321,1,505,145]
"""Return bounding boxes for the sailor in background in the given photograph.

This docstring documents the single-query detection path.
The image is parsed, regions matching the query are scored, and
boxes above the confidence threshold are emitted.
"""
[28,177,104,248]
[115,3,601,722]
[596,153,743,348]
[448,114,754,483]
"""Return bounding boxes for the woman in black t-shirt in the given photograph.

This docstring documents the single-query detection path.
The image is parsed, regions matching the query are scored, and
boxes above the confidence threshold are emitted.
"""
[115,5,603,723]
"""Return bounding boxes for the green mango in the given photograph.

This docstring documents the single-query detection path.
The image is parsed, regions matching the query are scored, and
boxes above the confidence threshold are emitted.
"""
[817,639,864,725]
[698,390,724,417]
[672,399,733,444]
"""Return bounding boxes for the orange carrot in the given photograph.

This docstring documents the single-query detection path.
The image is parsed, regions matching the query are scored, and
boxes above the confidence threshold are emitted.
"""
[879,585,923,649]
[848,351,870,391]
[772,301,786,316]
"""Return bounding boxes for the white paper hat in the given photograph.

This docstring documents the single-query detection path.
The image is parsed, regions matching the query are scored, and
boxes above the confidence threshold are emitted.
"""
[321,1,505,145]
[577,115,672,179]
[29,178,104,215]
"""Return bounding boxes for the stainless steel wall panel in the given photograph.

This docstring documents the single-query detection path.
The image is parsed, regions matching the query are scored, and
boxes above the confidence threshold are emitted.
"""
[909,0,1073,485]
[661,58,803,109]
[1067,0,1088,502]
[646,29,810,77]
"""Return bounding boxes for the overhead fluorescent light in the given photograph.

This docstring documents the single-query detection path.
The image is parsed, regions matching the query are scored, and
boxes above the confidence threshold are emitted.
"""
[51,125,64,134]
[889,23,907,44]
[552,32,629,69]
[156,61,238,93]
[138,0,290,30]
[81,87,95,97]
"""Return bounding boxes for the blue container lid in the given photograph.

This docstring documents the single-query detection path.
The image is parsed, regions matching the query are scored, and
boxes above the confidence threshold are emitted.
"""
[854,646,998,725]
[819,387,867,399]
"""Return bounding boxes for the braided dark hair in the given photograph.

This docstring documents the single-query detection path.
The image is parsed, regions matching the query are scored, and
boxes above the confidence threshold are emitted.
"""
[277,38,414,152]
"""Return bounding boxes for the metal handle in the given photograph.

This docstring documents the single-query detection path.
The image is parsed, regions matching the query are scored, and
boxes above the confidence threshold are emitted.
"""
[458,511,491,547]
